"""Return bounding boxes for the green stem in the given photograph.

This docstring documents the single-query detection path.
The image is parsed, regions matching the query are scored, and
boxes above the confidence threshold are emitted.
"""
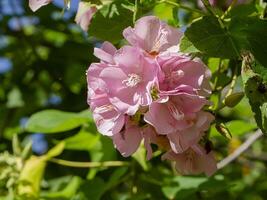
[224,67,238,101]
[200,0,225,29]
[161,0,204,15]
[221,0,238,19]
[133,0,138,24]
[214,66,238,111]
[213,59,222,91]
[50,158,129,168]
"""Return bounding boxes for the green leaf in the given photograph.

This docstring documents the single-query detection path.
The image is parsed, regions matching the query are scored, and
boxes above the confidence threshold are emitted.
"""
[78,178,106,200]
[153,3,173,22]
[26,110,92,133]
[230,17,267,67]
[181,15,267,65]
[179,35,200,54]
[229,3,258,17]
[64,129,100,151]
[180,16,239,58]
[41,176,82,199]
[18,156,47,199]
[88,1,133,43]
[45,142,65,159]
[17,142,65,199]
[132,144,149,171]
[162,176,207,199]
[210,120,256,137]
[226,120,256,136]
[241,53,267,133]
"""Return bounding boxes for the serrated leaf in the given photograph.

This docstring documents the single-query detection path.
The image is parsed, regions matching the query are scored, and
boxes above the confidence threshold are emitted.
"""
[180,16,239,58]
[88,1,133,43]
[179,35,200,54]
[181,15,267,63]
[26,110,92,133]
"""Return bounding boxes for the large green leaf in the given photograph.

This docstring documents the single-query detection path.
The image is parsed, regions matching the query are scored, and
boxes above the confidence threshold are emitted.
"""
[180,16,239,58]
[242,53,267,133]
[26,110,92,133]
[181,15,267,66]
[88,1,133,43]
[64,129,100,151]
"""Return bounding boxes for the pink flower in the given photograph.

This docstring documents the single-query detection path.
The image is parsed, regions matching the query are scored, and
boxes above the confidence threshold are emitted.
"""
[112,117,142,157]
[75,2,97,32]
[123,16,182,55]
[29,0,52,12]
[157,53,211,97]
[167,111,214,153]
[96,46,160,115]
[94,41,117,64]
[86,16,217,176]
[87,63,125,136]
[144,93,208,134]
[162,145,217,176]
[143,126,171,160]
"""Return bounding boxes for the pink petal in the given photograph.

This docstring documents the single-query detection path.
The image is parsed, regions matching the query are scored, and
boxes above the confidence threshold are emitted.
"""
[29,0,52,12]
[75,2,97,32]
[112,121,142,157]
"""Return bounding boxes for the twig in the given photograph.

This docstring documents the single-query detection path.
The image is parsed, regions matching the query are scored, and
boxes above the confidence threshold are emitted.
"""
[217,129,263,169]
[50,158,129,168]
[221,0,238,20]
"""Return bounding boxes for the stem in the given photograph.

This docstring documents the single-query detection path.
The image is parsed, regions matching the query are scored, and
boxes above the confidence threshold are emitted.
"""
[133,0,138,24]
[223,66,238,102]
[50,158,129,168]
[213,59,222,91]
[221,0,238,20]
[200,0,225,29]
[217,129,263,169]
[161,0,204,15]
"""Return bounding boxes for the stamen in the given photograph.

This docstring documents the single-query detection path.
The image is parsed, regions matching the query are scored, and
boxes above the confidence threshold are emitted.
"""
[122,73,142,87]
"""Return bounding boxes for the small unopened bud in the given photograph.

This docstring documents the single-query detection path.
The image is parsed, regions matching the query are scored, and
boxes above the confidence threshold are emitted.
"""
[224,92,244,107]
[215,122,232,140]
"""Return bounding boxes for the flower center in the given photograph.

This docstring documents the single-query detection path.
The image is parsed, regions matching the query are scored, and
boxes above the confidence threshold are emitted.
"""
[122,73,142,87]
[150,29,168,53]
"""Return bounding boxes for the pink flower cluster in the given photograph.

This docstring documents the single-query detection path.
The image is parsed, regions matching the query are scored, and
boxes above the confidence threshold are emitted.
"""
[87,16,217,176]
